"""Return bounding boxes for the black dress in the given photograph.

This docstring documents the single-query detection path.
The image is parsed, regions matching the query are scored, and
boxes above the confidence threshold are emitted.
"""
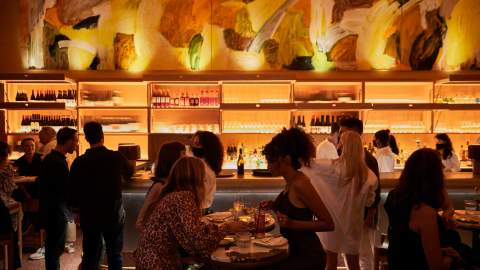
[268,190,326,270]
[385,190,472,270]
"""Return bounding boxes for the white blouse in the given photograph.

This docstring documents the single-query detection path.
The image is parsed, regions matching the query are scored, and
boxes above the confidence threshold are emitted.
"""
[374,147,396,173]
[442,152,461,172]
[201,160,216,209]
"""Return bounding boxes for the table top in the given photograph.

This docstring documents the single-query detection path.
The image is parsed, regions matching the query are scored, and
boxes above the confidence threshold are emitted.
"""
[211,234,289,269]
[12,176,36,184]
[454,210,480,231]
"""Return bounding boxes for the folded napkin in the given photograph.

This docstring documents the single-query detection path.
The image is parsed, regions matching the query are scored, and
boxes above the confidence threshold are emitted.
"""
[253,236,288,248]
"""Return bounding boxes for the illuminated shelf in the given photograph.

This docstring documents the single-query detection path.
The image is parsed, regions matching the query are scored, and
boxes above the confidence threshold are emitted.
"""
[220,103,294,110]
[151,107,219,110]
[295,103,369,110]
[0,102,67,109]
[78,132,148,135]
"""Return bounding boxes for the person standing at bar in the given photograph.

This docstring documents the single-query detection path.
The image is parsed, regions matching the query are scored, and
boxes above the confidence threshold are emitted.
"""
[435,133,461,172]
[373,129,398,173]
[38,127,78,270]
[190,131,223,210]
[38,127,57,159]
[68,121,133,270]
[316,122,340,160]
[261,128,334,270]
[338,117,380,270]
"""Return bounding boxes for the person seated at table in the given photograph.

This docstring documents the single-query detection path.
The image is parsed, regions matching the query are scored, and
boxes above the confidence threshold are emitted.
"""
[0,196,21,269]
[0,142,26,206]
[373,129,398,173]
[261,128,334,270]
[134,156,247,270]
[385,148,471,270]
[435,133,461,172]
[303,131,378,270]
[38,127,57,159]
[14,138,42,177]
[136,141,186,232]
[191,131,224,211]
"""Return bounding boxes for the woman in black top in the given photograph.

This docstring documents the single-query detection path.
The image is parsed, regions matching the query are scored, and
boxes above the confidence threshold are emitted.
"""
[261,128,334,270]
[384,148,461,270]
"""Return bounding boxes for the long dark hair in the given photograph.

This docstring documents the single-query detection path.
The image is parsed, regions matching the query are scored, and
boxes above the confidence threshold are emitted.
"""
[374,129,399,155]
[0,142,10,164]
[393,148,445,211]
[154,141,186,180]
[193,131,224,175]
[262,128,315,170]
[435,133,454,160]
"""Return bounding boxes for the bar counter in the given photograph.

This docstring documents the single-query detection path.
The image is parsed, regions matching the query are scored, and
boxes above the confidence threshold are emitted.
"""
[122,171,479,251]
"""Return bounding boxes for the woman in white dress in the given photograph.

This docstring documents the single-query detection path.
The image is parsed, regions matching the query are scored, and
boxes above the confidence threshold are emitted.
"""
[303,131,377,270]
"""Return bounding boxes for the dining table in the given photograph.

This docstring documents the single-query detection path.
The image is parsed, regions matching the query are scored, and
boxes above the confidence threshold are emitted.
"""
[453,209,480,263]
[204,211,289,269]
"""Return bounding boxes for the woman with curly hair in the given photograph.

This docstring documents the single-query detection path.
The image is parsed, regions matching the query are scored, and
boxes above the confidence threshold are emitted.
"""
[190,131,224,209]
[261,128,334,270]
[303,131,377,270]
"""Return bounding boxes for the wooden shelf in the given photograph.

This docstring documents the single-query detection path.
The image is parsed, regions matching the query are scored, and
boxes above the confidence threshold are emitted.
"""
[77,106,148,109]
[220,103,294,110]
[79,132,148,135]
[295,103,368,110]
[0,102,67,109]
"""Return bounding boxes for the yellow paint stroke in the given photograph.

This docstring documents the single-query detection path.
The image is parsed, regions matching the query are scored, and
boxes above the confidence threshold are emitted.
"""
[443,0,480,70]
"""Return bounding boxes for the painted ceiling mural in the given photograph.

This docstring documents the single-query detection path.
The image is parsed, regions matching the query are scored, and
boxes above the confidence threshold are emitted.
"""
[20,0,480,71]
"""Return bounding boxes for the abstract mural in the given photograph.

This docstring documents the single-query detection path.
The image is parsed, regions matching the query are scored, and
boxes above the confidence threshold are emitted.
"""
[20,0,480,71]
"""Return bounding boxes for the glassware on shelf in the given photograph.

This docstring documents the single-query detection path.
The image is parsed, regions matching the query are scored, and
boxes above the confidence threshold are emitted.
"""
[81,90,122,106]
[83,116,141,132]
[153,122,219,134]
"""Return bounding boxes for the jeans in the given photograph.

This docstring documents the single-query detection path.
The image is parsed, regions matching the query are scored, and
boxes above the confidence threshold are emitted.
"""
[81,215,125,270]
[45,209,66,270]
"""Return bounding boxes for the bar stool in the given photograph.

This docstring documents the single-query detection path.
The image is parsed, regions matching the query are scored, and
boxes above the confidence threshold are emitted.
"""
[0,233,14,270]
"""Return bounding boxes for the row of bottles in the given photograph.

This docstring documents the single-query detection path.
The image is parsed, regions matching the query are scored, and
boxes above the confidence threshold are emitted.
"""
[151,89,219,108]
[294,114,344,134]
[224,144,266,172]
[20,114,77,133]
[15,90,77,106]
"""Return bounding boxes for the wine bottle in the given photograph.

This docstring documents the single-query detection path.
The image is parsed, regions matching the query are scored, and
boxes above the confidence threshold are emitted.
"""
[165,90,170,108]
[237,148,244,176]
[320,115,325,133]
[310,116,315,134]
[326,115,331,134]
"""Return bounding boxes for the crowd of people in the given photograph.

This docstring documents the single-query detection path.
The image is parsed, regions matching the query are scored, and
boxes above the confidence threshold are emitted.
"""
[0,117,474,270]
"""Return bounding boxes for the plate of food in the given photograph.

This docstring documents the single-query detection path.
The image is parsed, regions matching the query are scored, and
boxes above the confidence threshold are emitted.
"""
[205,212,232,223]
[253,236,288,248]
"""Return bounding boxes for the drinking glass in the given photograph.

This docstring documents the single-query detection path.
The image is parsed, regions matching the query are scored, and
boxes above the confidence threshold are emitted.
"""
[464,199,478,215]
[235,232,251,248]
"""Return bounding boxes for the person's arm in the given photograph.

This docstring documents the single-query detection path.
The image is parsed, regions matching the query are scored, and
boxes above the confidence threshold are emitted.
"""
[279,176,334,232]
[411,205,453,270]
[136,183,164,232]
[168,192,228,258]
[67,159,81,209]
[365,171,379,208]
[118,152,134,182]
[448,153,461,172]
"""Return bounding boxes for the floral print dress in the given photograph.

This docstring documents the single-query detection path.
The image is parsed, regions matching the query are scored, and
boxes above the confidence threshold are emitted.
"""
[135,191,227,270]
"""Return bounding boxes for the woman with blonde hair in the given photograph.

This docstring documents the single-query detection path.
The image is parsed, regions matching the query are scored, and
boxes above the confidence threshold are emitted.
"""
[303,131,378,270]
[134,156,247,270]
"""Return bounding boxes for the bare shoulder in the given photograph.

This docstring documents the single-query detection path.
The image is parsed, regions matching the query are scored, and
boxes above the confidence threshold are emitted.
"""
[291,172,314,191]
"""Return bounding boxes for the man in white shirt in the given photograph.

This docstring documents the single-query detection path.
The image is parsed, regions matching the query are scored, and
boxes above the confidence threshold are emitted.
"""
[316,122,340,160]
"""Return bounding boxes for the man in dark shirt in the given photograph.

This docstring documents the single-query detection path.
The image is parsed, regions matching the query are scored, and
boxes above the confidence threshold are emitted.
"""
[14,138,42,177]
[38,127,78,270]
[338,117,380,270]
[69,121,133,270]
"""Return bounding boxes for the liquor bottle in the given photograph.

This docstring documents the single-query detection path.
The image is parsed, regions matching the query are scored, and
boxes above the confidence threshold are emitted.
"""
[180,92,185,107]
[296,115,301,128]
[320,115,325,133]
[314,116,320,134]
[29,90,34,101]
[237,148,245,176]
[194,93,199,106]
[325,115,331,134]
[461,145,467,161]
[310,116,315,134]
[301,116,306,128]
[165,90,170,108]
[189,92,195,107]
